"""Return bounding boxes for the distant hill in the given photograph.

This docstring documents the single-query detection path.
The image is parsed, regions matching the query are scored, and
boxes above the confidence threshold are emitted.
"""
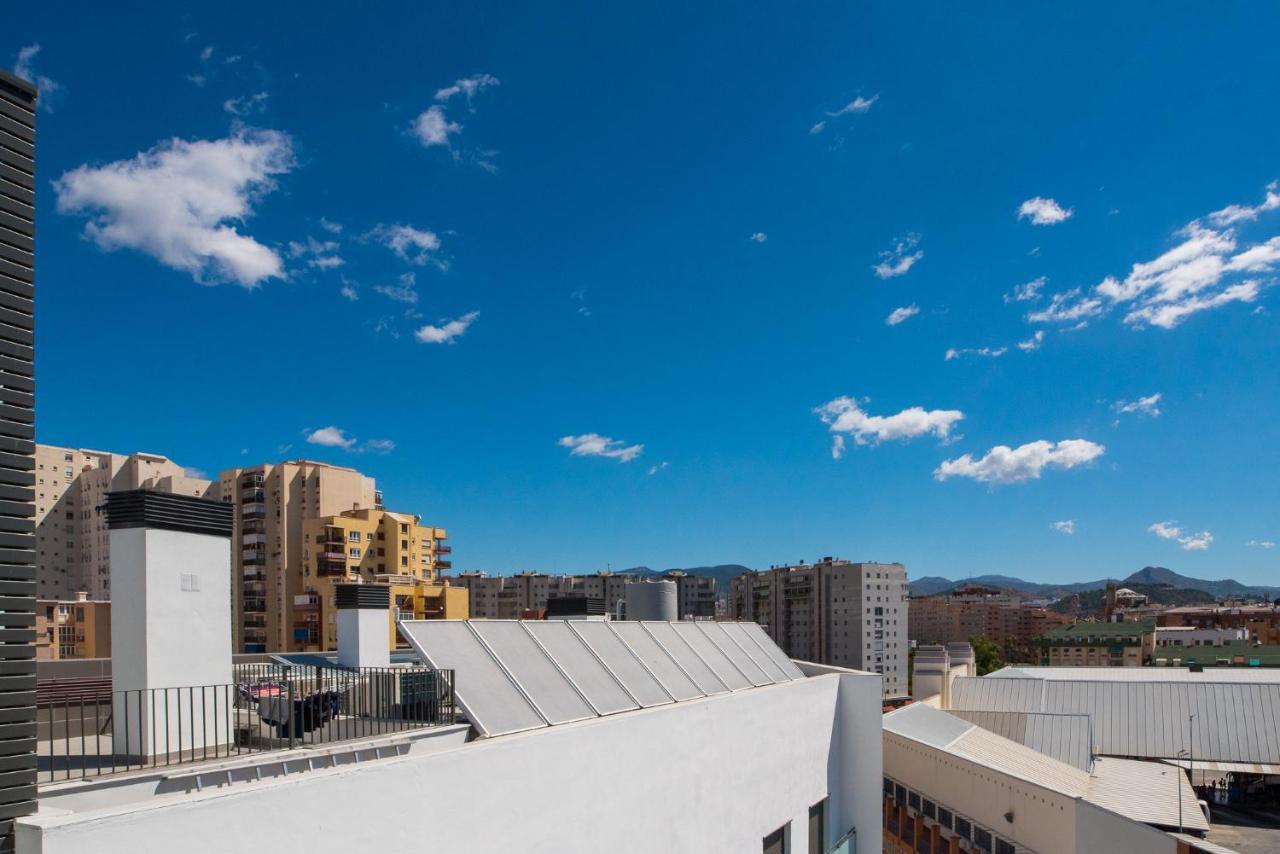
[909,566,1280,602]
[621,564,752,592]
[1049,583,1217,614]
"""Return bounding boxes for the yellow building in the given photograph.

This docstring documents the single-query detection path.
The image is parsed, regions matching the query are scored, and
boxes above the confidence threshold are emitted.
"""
[36,593,111,660]
[296,508,462,651]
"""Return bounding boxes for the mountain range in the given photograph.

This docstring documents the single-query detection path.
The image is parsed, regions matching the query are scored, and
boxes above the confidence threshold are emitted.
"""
[622,564,751,592]
[908,566,1280,601]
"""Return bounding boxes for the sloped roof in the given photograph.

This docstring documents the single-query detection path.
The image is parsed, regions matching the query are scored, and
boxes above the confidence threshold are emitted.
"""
[948,709,1093,770]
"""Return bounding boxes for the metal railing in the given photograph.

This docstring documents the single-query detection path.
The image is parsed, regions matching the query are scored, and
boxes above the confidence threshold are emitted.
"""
[36,664,456,784]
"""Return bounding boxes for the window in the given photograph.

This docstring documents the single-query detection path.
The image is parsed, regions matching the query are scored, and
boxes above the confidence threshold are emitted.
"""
[349,548,361,559]
[995,840,1015,854]
[348,532,361,542]
[808,800,825,854]
[762,824,787,854]
[907,792,920,811]
[922,799,936,820]
[973,828,993,852]
[935,807,952,830]
[954,817,971,840]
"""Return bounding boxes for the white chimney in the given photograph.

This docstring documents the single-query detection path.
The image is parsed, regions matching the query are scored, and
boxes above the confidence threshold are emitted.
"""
[107,490,233,759]
[335,582,391,669]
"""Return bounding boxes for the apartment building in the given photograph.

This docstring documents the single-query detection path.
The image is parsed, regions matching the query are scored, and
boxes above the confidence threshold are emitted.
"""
[36,593,111,660]
[217,459,381,653]
[34,445,212,600]
[909,586,1072,662]
[1159,604,1280,645]
[296,508,455,650]
[662,570,717,619]
[730,558,909,698]
[1038,619,1156,667]
[455,570,719,620]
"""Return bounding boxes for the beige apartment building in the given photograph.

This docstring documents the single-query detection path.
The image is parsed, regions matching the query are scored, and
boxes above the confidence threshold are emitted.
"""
[454,570,718,620]
[217,459,382,653]
[297,508,451,649]
[35,445,213,600]
[730,558,909,698]
[1038,619,1156,667]
[909,585,1072,663]
[35,592,111,660]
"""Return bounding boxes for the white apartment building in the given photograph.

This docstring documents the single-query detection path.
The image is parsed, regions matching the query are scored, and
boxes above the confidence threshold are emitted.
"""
[730,558,909,698]
[34,445,212,600]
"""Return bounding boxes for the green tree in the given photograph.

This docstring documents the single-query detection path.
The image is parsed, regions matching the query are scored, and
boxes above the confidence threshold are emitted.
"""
[969,636,1004,676]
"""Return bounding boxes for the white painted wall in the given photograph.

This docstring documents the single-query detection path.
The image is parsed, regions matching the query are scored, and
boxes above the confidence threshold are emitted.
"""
[337,608,390,669]
[109,528,232,757]
[23,672,883,854]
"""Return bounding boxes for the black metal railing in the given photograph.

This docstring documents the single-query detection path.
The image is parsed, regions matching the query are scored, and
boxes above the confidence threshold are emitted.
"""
[36,664,456,783]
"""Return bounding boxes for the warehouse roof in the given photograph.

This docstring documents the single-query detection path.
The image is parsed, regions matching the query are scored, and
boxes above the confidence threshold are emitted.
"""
[990,665,1280,682]
[948,709,1093,770]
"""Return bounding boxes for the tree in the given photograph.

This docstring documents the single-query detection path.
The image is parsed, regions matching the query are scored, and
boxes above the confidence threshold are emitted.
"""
[969,635,1005,676]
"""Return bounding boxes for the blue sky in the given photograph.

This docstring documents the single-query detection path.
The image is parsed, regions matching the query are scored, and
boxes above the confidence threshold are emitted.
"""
[9,3,1280,584]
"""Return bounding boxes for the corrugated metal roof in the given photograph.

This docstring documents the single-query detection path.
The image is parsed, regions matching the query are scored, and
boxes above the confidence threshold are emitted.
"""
[950,674,1280,764]
[883,701,974,748]
[949,709,1093,771]
[988,666,1280,682]
[1087,757,1209,832]
[949,725,1091,796]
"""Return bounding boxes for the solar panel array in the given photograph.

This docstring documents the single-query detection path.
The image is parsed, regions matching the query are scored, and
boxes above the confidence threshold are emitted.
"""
[401,619,805,737]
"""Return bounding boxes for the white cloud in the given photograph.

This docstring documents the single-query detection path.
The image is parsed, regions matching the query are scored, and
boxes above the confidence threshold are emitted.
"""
[287,236,343,270]
[54,129,295,287]
[647,461,670,475]
[1123,281,1260,329]
[319,217,343,235]
[1208,182,1280,226]
[411,105,461,148]
[363,439,395,454]
[223,92,269,116]
[559,433,643,463]
[750,232,768,243]
[827,94,878,116]
[1017,330,1045,352]
[1018,197,1073,226]
[809,121,826,135]
[944,346,1006,361]
[200,45,214,61]
[435,73,500,103]
[1005,276,1046,303]
[1149,520,1213,551]
[873,234,923,279]
[339,282,358,301]
[1025,288,1104,324]
[374,272,419,304]
[934,439,1105,485]
[815,397,963,446]
[14,44,63,112]
[1051,520,1076,535]
[371,224,444,266]
[830,435,846,460]
[1114,393,1162,418]
[187,74,207,88]
[306,426,356,449]
[1246,539,1275,549]
[415,310,479,344]
[885,304,920,326]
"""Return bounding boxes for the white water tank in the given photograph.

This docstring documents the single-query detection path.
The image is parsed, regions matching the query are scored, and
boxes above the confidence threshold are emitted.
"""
[625,580,678,621]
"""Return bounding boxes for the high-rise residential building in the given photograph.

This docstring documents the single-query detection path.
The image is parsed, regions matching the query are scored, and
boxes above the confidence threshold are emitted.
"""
[36,593,111,660]
[729,558,909,698]
[0,67,38,840]
[296,507,454,650]
[908,584,1072,663]
[453,570,719,620]
[34,445,212,600]
[216,459,390,653]
[661,570,717,619]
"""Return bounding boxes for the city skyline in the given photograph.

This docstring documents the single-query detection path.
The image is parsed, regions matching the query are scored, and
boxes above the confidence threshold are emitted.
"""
[9,4,1280,584]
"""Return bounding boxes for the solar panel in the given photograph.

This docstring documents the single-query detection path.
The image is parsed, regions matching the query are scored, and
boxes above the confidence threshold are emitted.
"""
[697,622,774,686]
[525,621,639,715]
[642,621,730,695]
[671,622,752,690]
[469,621,596,725]
[398,620,546,737]
[569,621,674,707]
[738,621,806,680]
[608,622,703,701]
[718,621,789,683]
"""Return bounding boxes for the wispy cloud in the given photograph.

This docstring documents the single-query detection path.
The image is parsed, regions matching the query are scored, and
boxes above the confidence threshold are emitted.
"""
[1016,330,1045,352]
[435,73,500,103]
[827,94,878,116]
[1246,539,1275,549]
[885,304,920,326]
[410,105,460,147]
[1149,520,1213,551]
[935,439,1105,485]
[809,121,826,135]
[749,232,768,243]
[13,44,63,111]
[830,434,846,460]
[223,92,269,116]
[944,346,1006,361]
[374,272,419,304]
[1018,197,1073,226]
[287,235,343,271]
[1207,182,1280,226]
[339,281,359,301]
[1113,393,1162,419]
[319,217,343,235]
[1005,276,1046,304]
[815,396,963,447]
[873,234,923,279]
[412,74,500,161]
[415,311,479,344]
[1051,520,1076,535]
[647,461,670,475]
[371,224,445,267]
[305,426,356,449]
[54,129,295,287]
[559,433,643,463]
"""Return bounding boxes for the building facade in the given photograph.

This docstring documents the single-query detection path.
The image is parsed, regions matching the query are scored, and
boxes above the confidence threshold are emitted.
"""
[909,587,1072,663]
[217,460,381,653]
[1038,619,1156,667]
[0,66,38,839]
[730,559,909,697]
[296,508,455,650]
[34,446,212,600]
[454,570,719,620]
[36,594,111,660]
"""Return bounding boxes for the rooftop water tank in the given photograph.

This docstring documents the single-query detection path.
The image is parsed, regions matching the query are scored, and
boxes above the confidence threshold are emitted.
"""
[625,579,678,621]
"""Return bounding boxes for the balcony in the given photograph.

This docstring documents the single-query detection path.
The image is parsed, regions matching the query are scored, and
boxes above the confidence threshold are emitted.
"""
[242,533,267,546]
[294,594,321,610]
[242,548,266,562]
[244,581,266,595]
[241,503,266,519]
[436,560,452,569]
[436,545,452,554]
[319,551,346,562]
[317,562,348,578]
